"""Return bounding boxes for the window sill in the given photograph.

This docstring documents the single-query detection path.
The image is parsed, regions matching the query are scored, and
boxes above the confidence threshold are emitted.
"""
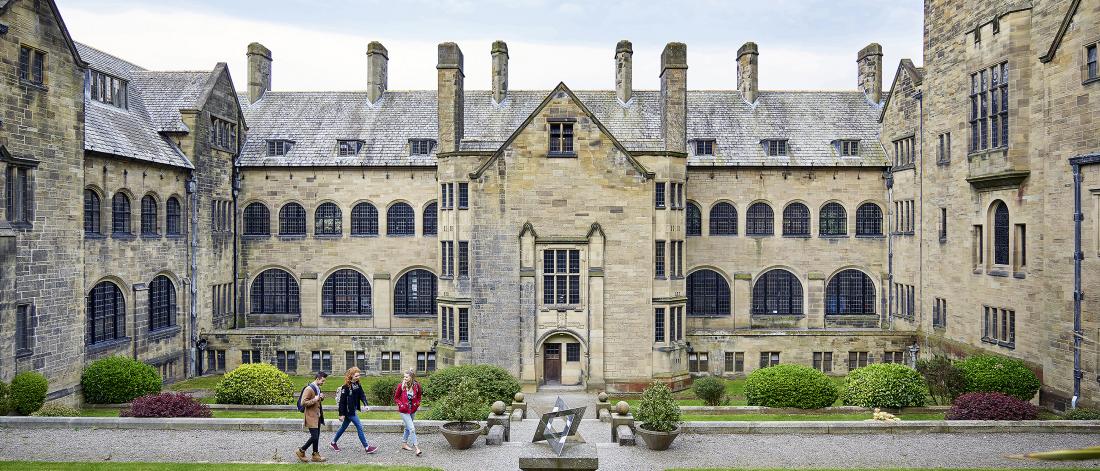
[541,305,582,311]
[241,234,271,240]
[458,207,469,211]
[891,231,915,237]
[350,233,380,238]
[856,234,885,239]
[967,146,1008,159]
[655,276,667,280]
[656,206,667,210]
[782,234,811,239]
[166,234,185,240]
[751,314,805,318]
[891,164,915,172]
[1013,271,1027,279]
[747,233,775,238]
[988,269,1010,278]
[84,232,106,240]
[314,234,343,239]
[440,275,454,280]
[982,338,1015,349]
[393,314,436,319]
[9,221,32,231]
[386,234,415,238]
[87,337,131,353]
[424,234,437,238]
[686,314,730,319]
[1084,76,1100,86]
[15,349,32,359]
[973,268,984,275]
[140,233,161,240]
[937,160,951,167]
[320,313,373,318]
[149,325,181,341]
[820,234,849,239]
[939,236,947,244]
[111,233,135,241]
[932,324,947,331]
[708,233,738,237]
[547,152,577,158]
[19,80,48,92]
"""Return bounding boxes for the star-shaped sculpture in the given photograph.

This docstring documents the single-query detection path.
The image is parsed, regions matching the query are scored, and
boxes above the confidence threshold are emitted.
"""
[531,397,587,456]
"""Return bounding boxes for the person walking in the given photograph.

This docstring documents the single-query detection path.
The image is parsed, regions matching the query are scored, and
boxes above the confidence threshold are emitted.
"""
[295,371,328,463]
[393,369,423,456]
[330,367,378,454]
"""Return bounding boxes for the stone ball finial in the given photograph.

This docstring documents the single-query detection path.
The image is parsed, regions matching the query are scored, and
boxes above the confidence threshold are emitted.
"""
[615,400,630,415]
[514,392,525,403]
[597,392,609,402]
[491,400,506,415]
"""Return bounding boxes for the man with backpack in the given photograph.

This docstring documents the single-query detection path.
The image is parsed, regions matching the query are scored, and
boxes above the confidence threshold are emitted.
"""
[295,371,328,463]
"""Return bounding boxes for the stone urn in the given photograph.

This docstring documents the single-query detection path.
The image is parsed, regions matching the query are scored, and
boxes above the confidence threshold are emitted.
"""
[635,424,681,451]
[441,421,485,450]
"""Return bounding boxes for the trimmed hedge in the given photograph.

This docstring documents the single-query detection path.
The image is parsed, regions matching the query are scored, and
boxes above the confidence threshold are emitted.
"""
[1062,408,1100,420]
[122,392,211,418]
[692,376,727,406]
[81,356,162,404]
[10,371,48,415]
[946,392,1037,420]
[214,363,294,405]
[425,377,487,422]
[422,365,519,406]
[744,364,839,409]
[955,354,1040,401]
[0,380,9,415]
[842,363,927,408]
[32,403,80,417]
[369,376,402,406]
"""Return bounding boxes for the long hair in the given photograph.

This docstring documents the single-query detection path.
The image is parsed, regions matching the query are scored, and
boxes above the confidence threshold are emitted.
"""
[343,367,361,389]
[403,368,418,389]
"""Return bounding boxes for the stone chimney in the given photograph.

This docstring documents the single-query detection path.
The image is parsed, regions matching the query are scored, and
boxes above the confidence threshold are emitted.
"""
[857,43,883,103]
[367,41,388,104]
[491,40,508,104]
[660,42,687,153]
[437,42,464,153]
[615,40,633,104]
[246,42,272,104]
[737,42,758,104]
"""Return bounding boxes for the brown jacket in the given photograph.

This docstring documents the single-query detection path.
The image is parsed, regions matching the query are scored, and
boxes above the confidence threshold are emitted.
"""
[301,383,325,428]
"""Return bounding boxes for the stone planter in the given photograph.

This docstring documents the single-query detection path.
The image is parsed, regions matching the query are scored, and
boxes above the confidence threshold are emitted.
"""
[441,421,484,449]
[635,424,681,450]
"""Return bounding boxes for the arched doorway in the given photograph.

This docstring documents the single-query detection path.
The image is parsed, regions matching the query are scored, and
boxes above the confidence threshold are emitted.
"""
[537,332,585,387]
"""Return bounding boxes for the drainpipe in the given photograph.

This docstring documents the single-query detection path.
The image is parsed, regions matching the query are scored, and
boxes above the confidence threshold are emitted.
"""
[232,168,241,330]
[885,168,894,329]
[1068,155,1098,409]
[187,176,198,377]
[914,90,925,331]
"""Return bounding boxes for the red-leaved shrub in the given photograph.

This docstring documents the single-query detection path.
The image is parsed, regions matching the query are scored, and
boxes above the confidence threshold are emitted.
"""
[121,392,211,418]
[946,392,1037,420]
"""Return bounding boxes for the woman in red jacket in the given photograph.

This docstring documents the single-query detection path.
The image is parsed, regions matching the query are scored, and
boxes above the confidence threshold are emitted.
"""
[393,368,423,456]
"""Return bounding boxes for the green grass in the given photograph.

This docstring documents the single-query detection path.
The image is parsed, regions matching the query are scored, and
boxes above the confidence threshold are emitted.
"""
[79,408,400,420]
[617,376,847,407]
[670,469,1100,471]
[0,463,437,471]
[682,412,946,421]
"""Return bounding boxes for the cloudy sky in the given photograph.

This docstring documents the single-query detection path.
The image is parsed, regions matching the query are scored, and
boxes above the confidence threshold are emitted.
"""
[56,0,923,92]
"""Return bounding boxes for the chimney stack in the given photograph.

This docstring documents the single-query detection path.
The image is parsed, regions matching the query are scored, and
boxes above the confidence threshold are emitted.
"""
[615,40,633,104]
[437,42,465,153]
[857,43,883,103]
[367,41,388,104]
[246,42,272,104]
[737,42,758,104]
[491,40,508,104]
[660,42,687,153]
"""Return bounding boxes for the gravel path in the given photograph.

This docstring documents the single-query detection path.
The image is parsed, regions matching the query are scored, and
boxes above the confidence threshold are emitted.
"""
[7,423,1100,470]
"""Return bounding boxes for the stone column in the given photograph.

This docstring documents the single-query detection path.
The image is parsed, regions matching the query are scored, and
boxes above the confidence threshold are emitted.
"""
[374,273,392,329]
[299,272,319,328]
[733,273,751,329]
[806,272,826,329]
[132,282,149,354]
[587,226,606,390]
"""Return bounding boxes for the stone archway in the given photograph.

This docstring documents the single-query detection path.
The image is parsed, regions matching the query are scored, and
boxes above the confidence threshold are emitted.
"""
[537,331,586,388]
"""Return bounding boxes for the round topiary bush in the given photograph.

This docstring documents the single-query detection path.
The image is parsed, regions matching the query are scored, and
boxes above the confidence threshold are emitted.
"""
[744,364,839,409]
[946,392,1038,420]
[692,376,727,406]
[122,392,212,418]
[214,363,294,405]
[369,376,402,406]
[425,377,487,423]
[842,363,928,408]
[0,380,9,415]
[10,371,48,415]
[635,380,681,432]
[955,354,1040,401]
[81,356,162,404]
[422,365,520,406]
[32,403,80,417]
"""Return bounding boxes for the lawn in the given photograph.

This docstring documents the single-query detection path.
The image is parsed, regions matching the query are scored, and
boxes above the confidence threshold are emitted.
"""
[0,463,437,471]
[670,469,1100,471]
[617,376,848,407]
[79,408,401,420]
[681,412,946,421]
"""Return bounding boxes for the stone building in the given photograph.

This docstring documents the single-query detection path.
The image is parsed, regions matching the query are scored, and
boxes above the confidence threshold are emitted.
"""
[0,0,1096,406]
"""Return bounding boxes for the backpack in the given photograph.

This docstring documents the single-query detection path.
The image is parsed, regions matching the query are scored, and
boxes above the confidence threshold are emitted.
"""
[297,383,320,413]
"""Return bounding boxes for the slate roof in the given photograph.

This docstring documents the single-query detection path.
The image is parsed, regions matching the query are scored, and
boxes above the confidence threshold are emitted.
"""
[76,42,198,169]
[239,87,885,168]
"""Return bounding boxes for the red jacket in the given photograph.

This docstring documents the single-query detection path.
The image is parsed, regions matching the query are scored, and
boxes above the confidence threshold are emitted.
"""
[394,381,422,414]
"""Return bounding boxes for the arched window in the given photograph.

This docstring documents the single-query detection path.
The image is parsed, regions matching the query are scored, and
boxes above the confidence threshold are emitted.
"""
[752,269,803,315]
[243,202,270,236]
[820,202,847,236]
[423,202,437,236]
[351,202,379,236]
[782,202,810,236]
[322,269,372,316]
[825,269,876,315]
[855,203,882,236]
[250,268,300,314]
[993,202,1009,265]
[88,281,125,344]
[686,202,701,236]
[149,275,176,331]
[279,203,306,236]
[165,197,181,236]
[709,202,737,236]
[687,269,730,317]
[315,202,341,236]
[112,192,131,234]
[746,202,774,236]
[394,269,437,316]
[84,189,101,235]
[387,202,415,236]
[140,195,158,236]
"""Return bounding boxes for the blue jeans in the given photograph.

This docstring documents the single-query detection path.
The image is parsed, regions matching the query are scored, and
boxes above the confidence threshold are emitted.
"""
[332,414,368,447]
[400,412,417,446]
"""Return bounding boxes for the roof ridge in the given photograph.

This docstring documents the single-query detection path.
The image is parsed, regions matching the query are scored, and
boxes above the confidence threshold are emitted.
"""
[75,41,147,71]
[131,69,212,75]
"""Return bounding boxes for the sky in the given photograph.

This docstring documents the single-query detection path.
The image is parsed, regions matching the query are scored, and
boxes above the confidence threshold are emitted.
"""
[56,0,924,93]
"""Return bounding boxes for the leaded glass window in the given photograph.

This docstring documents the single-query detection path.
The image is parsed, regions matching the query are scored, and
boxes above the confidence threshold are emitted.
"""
[243,202,270,236]
[542,249,581,305]
[709,202,737,236]
[746,202,774,236]
[112,192,131,235]
[394,269,437,316]
[686,202,701,236]
[855,203,882,236]
[351,202,379,236]
[825,269,875,315]
[84,189,101,234]
[994,202,1009,265]
[315,202,342,236]
[820,202,847,236]
[322,269,372,316]
[140,195,158,235]
[250,269,300,314]
[782,202,810,236]
[88,281,125,344]
[149,275,176,331]
[687,269,731,317]
[279,203,306,236]
[387,202,414,236]
[752,269,803,315]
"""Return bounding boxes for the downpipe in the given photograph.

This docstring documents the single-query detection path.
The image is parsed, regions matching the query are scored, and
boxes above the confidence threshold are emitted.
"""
[1070,162,1084,409]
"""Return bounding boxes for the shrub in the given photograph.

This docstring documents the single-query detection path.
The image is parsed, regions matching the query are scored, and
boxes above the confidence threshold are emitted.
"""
[32,403,80,417]
[10,371,48,415]
[425,377,487,423]
[946,392,1038,420]
[0,380,9,415]
[214,363,294,405]
[916,355,967,405]
[635,380,681,432]
[955,354,1040,401]
[842,363,927,408]
[744,364,839,409]
[692,376,728,406]
[81,356,162,404]
[422,365,519,406]
[122,392,212,418]
[369,376,402,406]
[1062,408,1100,420]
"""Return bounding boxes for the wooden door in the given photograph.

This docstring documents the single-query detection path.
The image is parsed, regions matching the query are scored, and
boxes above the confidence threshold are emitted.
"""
[544,343,561,384]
